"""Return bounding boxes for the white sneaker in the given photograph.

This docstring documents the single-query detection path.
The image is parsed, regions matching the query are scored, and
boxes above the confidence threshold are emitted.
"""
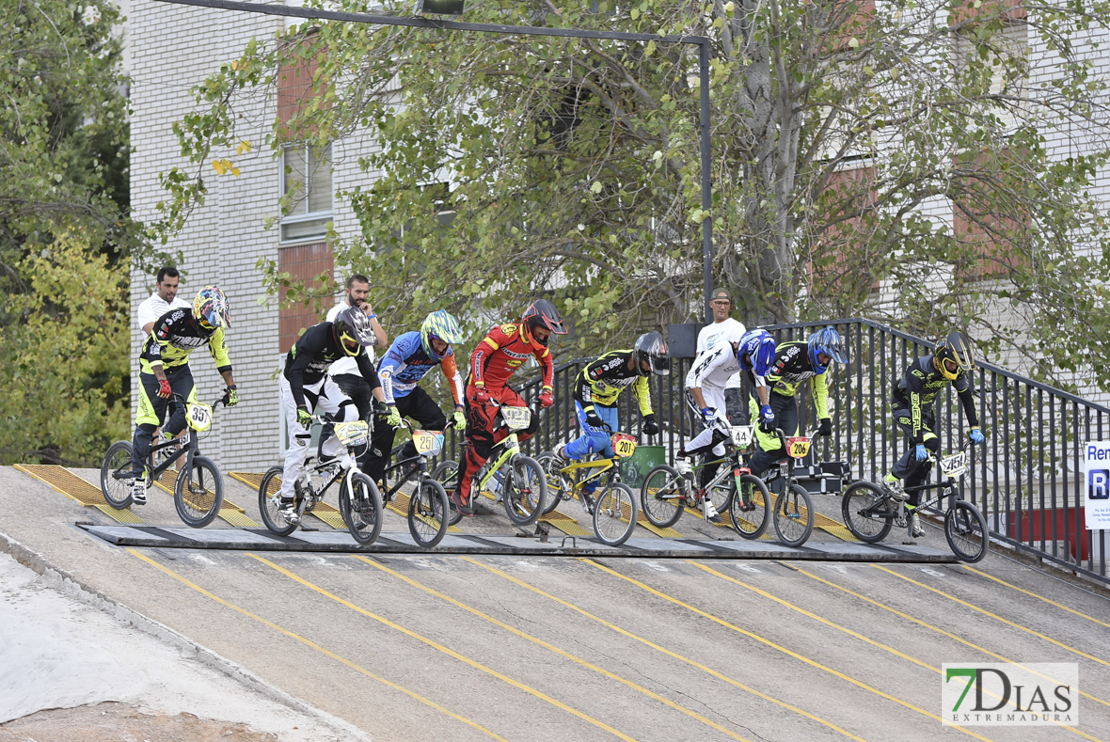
[883,475,907,501]
[908,510,924,538]
[130,479,147,506]
[703,501,720,523]
[280,498,300,525]
[550,444,569,472]
[675,457,693,475]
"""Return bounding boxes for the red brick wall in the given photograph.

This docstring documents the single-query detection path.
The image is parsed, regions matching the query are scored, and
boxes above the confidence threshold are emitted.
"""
[278,242,333,353]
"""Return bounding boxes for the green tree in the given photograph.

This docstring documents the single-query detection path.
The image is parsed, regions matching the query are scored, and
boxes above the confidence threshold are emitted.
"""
[0,0,135,464]
[163,0,1110,391]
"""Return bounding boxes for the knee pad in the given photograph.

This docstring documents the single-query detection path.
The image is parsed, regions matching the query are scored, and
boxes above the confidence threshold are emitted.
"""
[923,434,940,453]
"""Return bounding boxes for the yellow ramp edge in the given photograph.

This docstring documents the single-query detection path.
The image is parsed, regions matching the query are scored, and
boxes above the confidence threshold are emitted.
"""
[812,509,856,542]
[92,504,145,524]
[635,511,684,539]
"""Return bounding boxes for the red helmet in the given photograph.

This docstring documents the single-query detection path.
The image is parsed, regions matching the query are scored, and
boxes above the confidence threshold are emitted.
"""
[521,299,567,346]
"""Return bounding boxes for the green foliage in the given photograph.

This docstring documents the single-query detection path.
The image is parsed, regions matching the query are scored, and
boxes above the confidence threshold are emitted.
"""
[0,0,136,463]
[165,0,1110,391]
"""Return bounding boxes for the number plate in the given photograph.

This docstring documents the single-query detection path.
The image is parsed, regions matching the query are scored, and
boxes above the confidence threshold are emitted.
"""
[611,433,637,458]
[412,430,444,456]
[786,436,811,459]
[500,406,531,431]
[335,421,369,448]
[185,401,213,432]
[731,425,754,447]
[940,452,967,478]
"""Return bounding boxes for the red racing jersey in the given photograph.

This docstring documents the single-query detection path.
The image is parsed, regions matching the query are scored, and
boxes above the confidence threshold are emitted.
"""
[468,322,554,392]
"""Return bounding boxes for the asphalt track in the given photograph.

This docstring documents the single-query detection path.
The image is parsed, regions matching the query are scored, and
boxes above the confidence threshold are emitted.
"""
[2,465,1109,741]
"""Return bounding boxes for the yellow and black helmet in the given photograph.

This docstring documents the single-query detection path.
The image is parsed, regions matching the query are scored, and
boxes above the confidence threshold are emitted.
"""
[934,330,976,381]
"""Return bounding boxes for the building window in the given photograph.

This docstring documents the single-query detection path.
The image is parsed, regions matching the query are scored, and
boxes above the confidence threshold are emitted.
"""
[281,142,333,243]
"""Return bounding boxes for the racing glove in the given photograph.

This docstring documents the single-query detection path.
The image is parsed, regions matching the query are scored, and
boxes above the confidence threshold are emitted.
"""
[473,384,490,405]
[642,414,659,436]
[759,405,775,432]
[818,418,832,437]
[969,427,985,445]
[384,405,403,428]
[701,407,718,427]
[539,388,554,409]
[296,406,312,429]
[224,385,239,407]
[157,379,172,399]
[584,407,604,429]
[451,408,466,430]
[915,443,928,462]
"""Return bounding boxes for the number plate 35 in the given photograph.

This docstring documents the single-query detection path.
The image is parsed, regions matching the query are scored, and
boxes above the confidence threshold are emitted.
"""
[186,401,213,432]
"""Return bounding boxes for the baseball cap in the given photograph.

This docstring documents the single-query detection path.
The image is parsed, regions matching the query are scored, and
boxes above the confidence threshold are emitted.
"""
[710,288,730,303]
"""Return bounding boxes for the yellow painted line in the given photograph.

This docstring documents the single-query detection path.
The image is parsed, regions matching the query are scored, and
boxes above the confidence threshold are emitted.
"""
[693,562,1098,740]
[795,566,1110,715]
[461,556,866,742]
[250,554,640,742]
[583,559,999,742]
[125,549,505,741]
[961,565,1110,630]
[875,566,1110,669]
[356,557,752,742]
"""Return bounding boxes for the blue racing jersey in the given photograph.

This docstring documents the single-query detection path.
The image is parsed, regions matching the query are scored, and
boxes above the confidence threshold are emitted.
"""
[377,330,465,405]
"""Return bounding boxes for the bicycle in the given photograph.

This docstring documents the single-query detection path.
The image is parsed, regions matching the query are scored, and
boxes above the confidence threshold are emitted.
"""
[257,416,384,545]
[840,442,989,562]
[639,423,772,539]
[754,428,816,548]
[433,403,548,527]
[100,392,226,528]
[377,419,451,549]
[536,425,640,547]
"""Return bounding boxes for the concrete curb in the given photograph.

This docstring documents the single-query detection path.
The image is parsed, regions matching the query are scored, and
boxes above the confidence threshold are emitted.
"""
[0,529,373,742]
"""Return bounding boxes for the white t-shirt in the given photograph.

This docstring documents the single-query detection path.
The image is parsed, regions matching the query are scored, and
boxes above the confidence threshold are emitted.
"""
[326,301,376,375]
[137,294,190,334]
[696,317,745,389]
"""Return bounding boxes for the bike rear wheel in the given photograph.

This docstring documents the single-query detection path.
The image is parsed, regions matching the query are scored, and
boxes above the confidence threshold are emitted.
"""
[729,474,771,539]
[773,483,814,547]
[100,440,134,509]
[258,466,297,536]
[431,460,463,526]
[640,464,686,528]
[342,471,384,545]
[408,478,450,548]
[503,456,547,526]
[536,451,572,515]
[593,482,637,546]
[841,481,894,543]
[174,454,224,528]
[945,500,989,563]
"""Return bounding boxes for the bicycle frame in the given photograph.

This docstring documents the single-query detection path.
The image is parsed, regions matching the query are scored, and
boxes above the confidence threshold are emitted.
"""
[683,424,753,498]
[144,393,221,484]
[556,457,619,507]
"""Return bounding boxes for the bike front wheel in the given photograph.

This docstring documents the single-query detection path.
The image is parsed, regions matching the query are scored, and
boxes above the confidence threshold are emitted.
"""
[431,460,463,527]
[945,500,989,563]
[640,464,686,528]
[729,474,771,540]
[174,454,224,528]
[342,471,384,545]
[593,482,637,547]
[503,456,547,526]
[841,481,894,543]
[257,466,297,537]
[409,478,450,548]
[773,483,814,547]
[100,440,134,509]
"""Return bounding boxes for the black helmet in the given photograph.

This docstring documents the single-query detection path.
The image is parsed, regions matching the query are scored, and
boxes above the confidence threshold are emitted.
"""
[521,299,568,346]
[934,330,975,381]
[633,331,670,377]
[333,306,375,356]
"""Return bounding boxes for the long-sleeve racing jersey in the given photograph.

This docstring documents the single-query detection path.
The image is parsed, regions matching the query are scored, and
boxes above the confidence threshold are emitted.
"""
[377,330,464,406]
[573,350,653,416]
[765,340,830,420]
[684,341,742,391]
[283,322,381,408]
[467,322,554,392]
[139,308,231,376]
[892,355,979,442]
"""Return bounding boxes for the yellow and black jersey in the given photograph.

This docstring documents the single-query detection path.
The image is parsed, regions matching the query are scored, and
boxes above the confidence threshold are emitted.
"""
[892,355,978,440]
[573,350,653,416]
[139,308,231,375]
[766,340,830,419]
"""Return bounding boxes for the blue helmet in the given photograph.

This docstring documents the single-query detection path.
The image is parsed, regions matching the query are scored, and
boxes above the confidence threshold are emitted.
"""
[420,310,463,361]
[807,326,848,374]
[737,329,777,376]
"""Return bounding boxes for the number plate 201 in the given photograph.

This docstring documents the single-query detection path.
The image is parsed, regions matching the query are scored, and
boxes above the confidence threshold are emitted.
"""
[611,433,637,458]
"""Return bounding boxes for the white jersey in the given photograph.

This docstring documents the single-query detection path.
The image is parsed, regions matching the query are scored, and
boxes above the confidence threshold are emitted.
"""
[696,318,745,389]
[685,341,742,391]
[137,294,189,333]
[326,301,376,374]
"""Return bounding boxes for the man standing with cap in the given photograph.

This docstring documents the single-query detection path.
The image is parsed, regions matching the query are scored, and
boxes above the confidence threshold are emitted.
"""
[696,288,745,423]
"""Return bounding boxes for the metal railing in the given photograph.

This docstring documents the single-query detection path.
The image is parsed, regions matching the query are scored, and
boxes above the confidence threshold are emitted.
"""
[441,319,1107,584]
